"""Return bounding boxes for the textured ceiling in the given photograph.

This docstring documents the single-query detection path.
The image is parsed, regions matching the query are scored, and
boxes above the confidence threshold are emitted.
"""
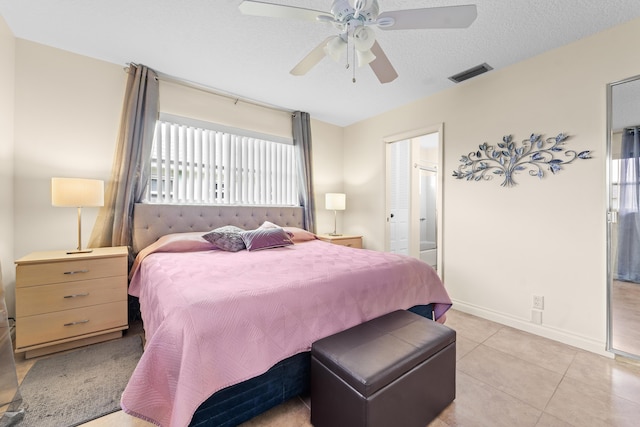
[2,0,640,127]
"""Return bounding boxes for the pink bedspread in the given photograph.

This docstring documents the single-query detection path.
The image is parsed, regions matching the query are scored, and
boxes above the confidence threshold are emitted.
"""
[121,240,451,427]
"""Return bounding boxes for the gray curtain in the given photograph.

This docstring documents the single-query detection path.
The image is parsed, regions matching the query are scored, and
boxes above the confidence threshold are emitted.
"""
[292,111,316,232]
[616,127,640,283]
[89,64,159,258]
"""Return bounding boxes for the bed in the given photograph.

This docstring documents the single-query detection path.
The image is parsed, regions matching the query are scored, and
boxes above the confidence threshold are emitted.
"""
[121,203,452,427]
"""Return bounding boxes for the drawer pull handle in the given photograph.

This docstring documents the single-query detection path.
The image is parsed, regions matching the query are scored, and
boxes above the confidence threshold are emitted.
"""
[64,319,89,327]
[63,270,89,275]
[63,293,89,299]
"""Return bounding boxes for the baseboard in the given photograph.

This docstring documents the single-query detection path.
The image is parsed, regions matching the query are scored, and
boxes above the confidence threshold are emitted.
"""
[451,299,613,358]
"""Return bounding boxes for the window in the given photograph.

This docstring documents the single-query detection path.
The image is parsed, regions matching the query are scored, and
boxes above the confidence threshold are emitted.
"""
[145,115,298,206]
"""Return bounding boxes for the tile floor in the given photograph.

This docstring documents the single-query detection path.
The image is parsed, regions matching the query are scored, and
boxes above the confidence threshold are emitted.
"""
[612,280,640,356]
[439,310,640,427]
[13,309,640,426]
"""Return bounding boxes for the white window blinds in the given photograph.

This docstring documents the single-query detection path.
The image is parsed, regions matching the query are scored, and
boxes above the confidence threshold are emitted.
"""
[145,118,298,205]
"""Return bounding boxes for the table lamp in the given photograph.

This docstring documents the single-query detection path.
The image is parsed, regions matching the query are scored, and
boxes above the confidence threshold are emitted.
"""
[325,193,346,236]
[51,177,104,254]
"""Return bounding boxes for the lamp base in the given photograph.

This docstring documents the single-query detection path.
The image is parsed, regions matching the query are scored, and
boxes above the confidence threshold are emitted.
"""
[328,233,343,236]
[66,249,93,255]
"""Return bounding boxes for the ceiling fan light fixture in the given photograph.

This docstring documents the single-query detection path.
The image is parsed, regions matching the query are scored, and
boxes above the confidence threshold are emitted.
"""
[356,49,376,67]
[324,36,347,62]
[353,26,376,51]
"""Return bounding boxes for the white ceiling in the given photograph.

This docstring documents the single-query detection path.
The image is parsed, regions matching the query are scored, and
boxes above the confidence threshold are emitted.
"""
[2,0,640,127]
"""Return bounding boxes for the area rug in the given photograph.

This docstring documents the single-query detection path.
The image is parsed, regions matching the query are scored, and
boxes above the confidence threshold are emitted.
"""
[16,335,143,427]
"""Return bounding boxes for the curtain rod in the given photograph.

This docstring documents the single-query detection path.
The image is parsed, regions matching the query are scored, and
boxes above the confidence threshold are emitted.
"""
[156,71,295,116]
[126,64,295,116]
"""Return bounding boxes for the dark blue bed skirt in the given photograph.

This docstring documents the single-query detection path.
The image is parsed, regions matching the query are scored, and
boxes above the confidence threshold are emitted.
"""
[189,304,434,427]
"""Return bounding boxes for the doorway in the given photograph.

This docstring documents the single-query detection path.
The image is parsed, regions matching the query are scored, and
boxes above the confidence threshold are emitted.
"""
[607,75,640,360]
[385,126,443,275]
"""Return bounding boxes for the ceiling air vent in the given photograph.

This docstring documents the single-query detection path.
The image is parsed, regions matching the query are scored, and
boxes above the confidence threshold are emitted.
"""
[448,63,493,83]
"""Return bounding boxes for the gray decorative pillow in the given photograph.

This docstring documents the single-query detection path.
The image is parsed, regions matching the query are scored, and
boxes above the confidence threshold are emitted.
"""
[202,225,246,252]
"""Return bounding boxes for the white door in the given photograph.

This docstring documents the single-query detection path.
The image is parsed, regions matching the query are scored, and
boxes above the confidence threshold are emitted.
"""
[388,139,410,255]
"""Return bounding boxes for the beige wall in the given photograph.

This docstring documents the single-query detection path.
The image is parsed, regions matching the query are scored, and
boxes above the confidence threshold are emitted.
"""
[159,80,293,141]
[0,15,15,309]
[13,40,125,261]
[343,17,640,354]
[309,119,344,235]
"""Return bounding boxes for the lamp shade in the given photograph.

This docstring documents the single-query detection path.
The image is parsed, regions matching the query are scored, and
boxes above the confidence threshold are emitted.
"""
[353,26,376,52]
[324,36,347,62]
[51,178,104,207]
[325,193,346,211]
[356,49,376,67]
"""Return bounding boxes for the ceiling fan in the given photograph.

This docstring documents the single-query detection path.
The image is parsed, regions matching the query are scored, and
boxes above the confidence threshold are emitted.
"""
[238,0,477,83]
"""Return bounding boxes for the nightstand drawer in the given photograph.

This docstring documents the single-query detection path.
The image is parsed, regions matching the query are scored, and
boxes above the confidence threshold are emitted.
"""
[318,234,363,249]
[332,237,362,248]
[16,301,128,348]
[16,256,126,287]
[16,276,127,317]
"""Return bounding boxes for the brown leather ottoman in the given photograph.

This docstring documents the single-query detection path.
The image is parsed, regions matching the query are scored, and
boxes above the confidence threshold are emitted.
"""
[310,310,456,427]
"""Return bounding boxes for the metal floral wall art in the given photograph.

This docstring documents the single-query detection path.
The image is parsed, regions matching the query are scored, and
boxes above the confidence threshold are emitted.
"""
[452,133,591,187]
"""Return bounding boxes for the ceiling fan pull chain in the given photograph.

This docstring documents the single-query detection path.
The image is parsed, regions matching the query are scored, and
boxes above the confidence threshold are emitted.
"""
[345,24,350,70]
[352,39,357,83]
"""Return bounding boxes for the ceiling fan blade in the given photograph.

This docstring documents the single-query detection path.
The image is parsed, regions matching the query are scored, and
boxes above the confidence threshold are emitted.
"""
[239,0,332,22]
[369,41,398,84]
[290,37,334,76]
[377,4,477,30]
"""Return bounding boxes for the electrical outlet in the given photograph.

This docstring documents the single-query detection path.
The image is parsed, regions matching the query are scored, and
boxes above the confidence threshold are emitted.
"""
[533,295,544,310]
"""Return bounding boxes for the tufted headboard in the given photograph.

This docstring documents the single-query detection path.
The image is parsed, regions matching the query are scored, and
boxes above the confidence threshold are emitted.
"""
[132,203,304,254]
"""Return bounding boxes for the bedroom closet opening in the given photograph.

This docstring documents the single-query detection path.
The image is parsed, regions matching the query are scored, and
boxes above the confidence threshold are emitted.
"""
[386,127,443,276]
[607,74,640,360]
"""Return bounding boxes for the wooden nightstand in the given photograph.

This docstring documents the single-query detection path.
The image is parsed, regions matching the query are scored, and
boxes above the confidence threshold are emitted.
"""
[15,246,129,358]
[317,234,363,249]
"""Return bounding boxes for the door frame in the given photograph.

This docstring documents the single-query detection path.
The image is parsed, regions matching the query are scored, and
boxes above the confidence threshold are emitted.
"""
[384,123,444,277]
[606,74,640,360]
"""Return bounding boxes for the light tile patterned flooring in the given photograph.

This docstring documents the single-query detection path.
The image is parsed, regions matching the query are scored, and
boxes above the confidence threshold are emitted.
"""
[12,309,640,426]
